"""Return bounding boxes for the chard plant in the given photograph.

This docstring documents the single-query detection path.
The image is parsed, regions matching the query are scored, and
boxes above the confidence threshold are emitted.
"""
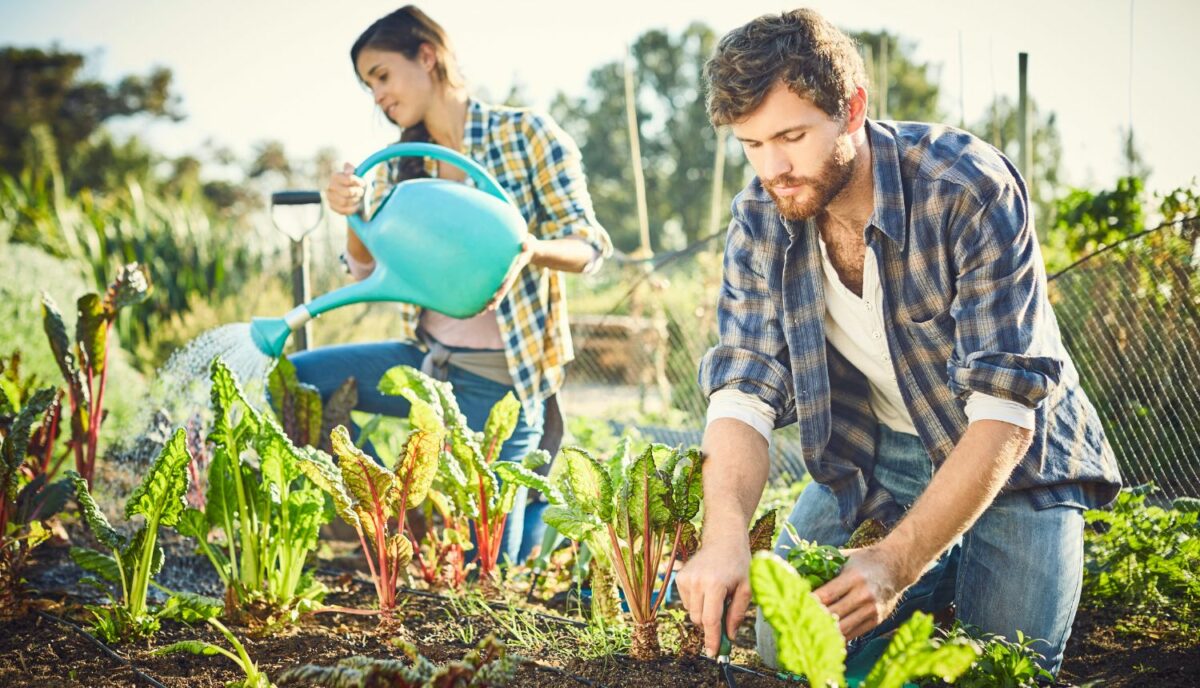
[70,427,192,641]
[1,388,72,613]
[295,424,440,620]
[155,592,274,688]
[267,356,356,453]
[0,351,66,482]
[751,551,978,688]
[377,365,555,587]
[42,263,151,486]
[175,359,328,626]
[278,634,517,688]
[544,442,704,660]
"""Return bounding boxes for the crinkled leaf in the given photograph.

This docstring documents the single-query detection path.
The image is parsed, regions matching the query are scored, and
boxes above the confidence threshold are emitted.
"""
[522,449,551,471]
[669,448,704,522]
[294,445,361,533]
[158,592,224,623]
[68,470,124,551]
[494,461,562,505]
[627,446,671,536]
[125,428,193,528]
[400,390,445,438]
[75,293,111,381]
[749,510,777,553]
[106,263,152,311]
[176,507,210,542]
[256,416,303,489]
[40,294,87,406]
[846,518,888,550]
[2,387,55,501]
[561,446,613,523]
[209,358,259,452]
[396,429,440,510]
[387,532,413,570]
[320,378,358,453]
[268,356,322,447]
[481,392,520,463]
[451,428,497,512]
[120,527,166,580]
[203,447,237,537]
[153,640,224,657]
[15,474,72,524]
[677,521,700,561]
[750,552,846,688]
[70,546,122,584]
[331,425,394,545]
[861,612,979,688]
[542,505,598,541]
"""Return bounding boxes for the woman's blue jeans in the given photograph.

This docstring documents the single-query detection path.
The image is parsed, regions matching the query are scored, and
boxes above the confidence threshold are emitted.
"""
[756,424,1084,675]
[290,340,544,566]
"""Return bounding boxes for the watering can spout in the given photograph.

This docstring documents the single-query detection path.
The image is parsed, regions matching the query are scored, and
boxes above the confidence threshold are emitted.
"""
[250,307,313,358]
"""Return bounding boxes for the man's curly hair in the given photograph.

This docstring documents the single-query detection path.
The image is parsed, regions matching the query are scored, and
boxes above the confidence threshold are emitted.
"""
[705,9,867,126]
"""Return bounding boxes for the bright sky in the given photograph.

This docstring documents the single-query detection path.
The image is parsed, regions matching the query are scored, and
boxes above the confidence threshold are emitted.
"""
[2,0,1197,197]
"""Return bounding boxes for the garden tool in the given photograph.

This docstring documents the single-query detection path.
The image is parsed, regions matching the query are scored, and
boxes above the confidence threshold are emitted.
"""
[269,189,324,351]
[250,142,527,357]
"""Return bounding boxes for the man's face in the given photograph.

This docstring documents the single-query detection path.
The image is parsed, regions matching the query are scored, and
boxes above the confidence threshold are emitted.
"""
[730,82,856,221]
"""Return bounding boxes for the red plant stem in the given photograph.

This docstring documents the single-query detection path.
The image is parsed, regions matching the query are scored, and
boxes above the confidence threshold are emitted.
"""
[39,397,62,475]
[85,331,112,483]
[651,523,684,617]
[354,527,384,607]
[475,474,493,573]
[406,525,435,584]
[641,478,653,611]
[353,461,392,610]
[490,513,509,567]
[310,605,383,617]
[606,524,642,621]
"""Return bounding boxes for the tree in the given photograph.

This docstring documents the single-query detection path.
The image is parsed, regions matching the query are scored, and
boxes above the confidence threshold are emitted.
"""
[0,47,183,186]
[850,31,943,122]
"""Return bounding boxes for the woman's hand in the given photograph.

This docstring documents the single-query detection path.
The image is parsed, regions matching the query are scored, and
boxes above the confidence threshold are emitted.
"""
[326,162,368,216]
[484,237,540,311]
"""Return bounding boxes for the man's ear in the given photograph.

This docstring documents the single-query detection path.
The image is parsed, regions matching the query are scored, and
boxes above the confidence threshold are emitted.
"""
[845,86,869,133]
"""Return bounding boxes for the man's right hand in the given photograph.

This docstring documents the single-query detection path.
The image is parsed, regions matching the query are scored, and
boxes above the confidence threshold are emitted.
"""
[326,162,367,216]
[675,528,752,657]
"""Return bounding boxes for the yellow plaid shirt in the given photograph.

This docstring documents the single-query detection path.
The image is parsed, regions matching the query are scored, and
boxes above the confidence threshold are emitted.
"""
[369,99,612,423]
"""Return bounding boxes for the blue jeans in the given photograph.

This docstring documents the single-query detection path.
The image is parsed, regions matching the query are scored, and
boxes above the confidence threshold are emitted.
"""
[290,341,544,565]
[756,424,1083,675]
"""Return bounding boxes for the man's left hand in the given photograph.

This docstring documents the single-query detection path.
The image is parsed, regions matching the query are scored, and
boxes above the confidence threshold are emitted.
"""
[485,237,540,311]
[814,545,917,641]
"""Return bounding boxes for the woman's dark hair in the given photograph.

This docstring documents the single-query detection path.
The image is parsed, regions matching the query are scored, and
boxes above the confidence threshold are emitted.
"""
[352,5,464,180]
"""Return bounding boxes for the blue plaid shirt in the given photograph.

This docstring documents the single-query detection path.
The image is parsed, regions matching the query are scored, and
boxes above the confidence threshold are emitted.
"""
[700,120,1122,527]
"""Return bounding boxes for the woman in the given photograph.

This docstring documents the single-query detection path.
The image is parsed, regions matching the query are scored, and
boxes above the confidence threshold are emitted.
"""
[292,5,611,566]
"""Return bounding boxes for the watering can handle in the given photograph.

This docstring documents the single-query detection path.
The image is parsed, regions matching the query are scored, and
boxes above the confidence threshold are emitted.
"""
[353,142,513,205]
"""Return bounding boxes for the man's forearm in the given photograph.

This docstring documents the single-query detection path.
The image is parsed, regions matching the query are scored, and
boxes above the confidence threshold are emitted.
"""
[877,420,1032,582]
[700,418,771,543]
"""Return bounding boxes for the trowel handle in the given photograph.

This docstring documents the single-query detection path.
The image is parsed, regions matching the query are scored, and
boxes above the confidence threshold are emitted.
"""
[353,142,513,205]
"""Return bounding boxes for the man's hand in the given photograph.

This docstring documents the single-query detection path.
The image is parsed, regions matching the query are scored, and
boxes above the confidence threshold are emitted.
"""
[815,545,917,641]
[676,531,752,657]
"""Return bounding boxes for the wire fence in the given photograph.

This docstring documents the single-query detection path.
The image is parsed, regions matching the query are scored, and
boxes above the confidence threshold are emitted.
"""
[563,216,1200,500]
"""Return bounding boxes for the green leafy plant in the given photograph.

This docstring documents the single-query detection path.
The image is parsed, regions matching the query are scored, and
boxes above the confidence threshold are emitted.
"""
[1083,484,1199,629]
[377,365,555,587]
[154,592,274,688]
[751,552,977,688]
[0,351,66,482]
[295,423,438,620]
[267,356,356,453]
[544,442,703,660]
[69,427,191,641]
[278,634,517,688]
[42,262,151,486]
[1,387,71,612]
[175,359,328,625]
[943,624,1053,688]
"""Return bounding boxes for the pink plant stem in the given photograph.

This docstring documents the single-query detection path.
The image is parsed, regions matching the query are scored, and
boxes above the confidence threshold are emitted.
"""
[650,523,683,617]
[310,605,382,617]
[86,336,111,482]
[607,524,642,621]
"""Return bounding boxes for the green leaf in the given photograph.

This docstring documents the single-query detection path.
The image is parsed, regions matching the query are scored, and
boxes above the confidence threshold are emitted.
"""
[176,507,210,542]
[481,392,520,461]
[105,263,152,311]
[14,474,72,524]
[396,429,440,510]
[209,358,259,451]
[2,387,55,502]
[750,552,846,688]
[561,446,613,523]
[522,449,551,471]
[294,445,361,533]
[40,293,88,407]
[268,356,322,446]
[68,470,124,551]
[153,640,224,657]
[330,425,394,545]
[256,416,303,490]
[861,612,979,688]
[627,446,671,537]
[70,546,122,584]
[542,505,597,541]
[125,428,192,528]
[320,378,359,453]
[668,448,703,522]
[749,510,777,554]
[494,461,562,505]
[158,592,224,623]
[75,293,110,381]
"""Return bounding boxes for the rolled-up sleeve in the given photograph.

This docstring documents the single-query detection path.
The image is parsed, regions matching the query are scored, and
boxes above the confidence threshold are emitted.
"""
[947,178,1063,408]
[698,204,796,428]
[523,113,613,271]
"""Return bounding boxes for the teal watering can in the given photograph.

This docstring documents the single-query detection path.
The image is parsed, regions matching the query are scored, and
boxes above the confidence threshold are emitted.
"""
[250,143,527,357]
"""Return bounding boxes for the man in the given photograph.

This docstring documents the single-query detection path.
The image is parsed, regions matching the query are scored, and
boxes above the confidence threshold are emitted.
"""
[674,9,1121,675]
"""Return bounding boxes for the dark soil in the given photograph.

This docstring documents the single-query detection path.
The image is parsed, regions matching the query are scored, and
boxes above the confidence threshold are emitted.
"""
[2,537,1196,687]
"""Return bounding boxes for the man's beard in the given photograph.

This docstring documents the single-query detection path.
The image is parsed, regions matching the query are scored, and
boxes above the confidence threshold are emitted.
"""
[764,139,856,221]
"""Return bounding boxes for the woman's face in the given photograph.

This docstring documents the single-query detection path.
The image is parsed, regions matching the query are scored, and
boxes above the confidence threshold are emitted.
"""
[354,46,436,128]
